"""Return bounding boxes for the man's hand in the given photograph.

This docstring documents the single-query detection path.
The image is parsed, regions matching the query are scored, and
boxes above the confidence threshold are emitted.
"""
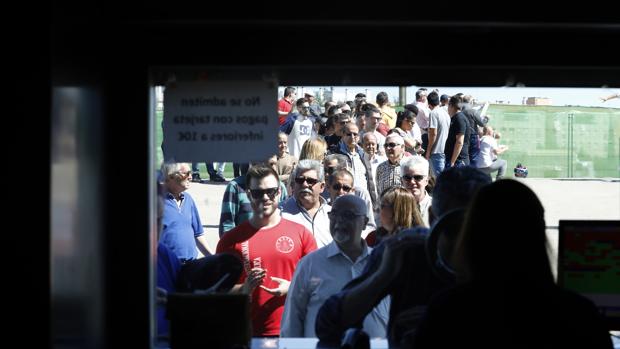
[259,276,290,297]
[243,267,267,293]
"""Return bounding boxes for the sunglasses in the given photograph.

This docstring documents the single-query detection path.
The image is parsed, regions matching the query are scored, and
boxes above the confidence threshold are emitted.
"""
[331,183,353,192]
[345,132,359,137]
[402,174,426,182]
[328,210,365,221]
[384,142,401,148]
[325,166,336,175]
[248,187,279,200]
[170,171,192,179]
[294,176,320,186]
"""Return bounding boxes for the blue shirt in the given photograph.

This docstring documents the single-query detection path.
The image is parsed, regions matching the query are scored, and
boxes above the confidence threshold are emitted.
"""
[160,191,204,260]
[156,243,181,338]
[281,241,389,338]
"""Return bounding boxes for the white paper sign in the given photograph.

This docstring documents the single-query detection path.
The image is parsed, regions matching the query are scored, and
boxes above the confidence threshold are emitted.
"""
[162,80,278,162]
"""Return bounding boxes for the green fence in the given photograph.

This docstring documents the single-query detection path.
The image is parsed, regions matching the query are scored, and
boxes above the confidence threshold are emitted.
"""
[157,105,620,179]
[487,105,620,178]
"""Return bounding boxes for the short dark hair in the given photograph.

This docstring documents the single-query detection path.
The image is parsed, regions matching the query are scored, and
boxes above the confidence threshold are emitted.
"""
[245,165,280,188]
[404,104,419,115]
[432,166,491,218]
[427,91,440,107]
[284,86,296,97]
[376,91,389,106]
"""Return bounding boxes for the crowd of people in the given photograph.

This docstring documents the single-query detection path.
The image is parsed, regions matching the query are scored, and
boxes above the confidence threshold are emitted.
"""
[154,88,613,348]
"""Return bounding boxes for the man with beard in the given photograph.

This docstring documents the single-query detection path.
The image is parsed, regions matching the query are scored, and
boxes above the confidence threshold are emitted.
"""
[216,165,317,337]
[281,195,388,338]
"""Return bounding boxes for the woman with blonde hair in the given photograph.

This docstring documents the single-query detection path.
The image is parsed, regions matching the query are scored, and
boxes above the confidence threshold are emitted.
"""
[365,187,423,246]
[299,136,327,162]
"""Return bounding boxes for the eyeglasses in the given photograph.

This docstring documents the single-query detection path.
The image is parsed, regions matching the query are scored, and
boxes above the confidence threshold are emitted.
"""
[248,187,279,200]
[345,132,358,137]
[384,142,401,148]
[402,174,426,182]
[331,183,353,192]
[294,176,320,186]
[328,210,365,221]
[170,171,192,179]
[325,166,336,175]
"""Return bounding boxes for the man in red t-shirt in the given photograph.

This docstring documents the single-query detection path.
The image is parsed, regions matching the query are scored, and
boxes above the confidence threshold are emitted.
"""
[278,86,296,125]
[216,164,317,337]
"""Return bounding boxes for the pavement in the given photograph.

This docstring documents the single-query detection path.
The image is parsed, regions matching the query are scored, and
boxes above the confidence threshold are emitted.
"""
[186,177,620,273]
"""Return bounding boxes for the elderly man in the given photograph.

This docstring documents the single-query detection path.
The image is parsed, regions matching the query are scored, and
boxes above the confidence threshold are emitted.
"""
[375,133,406,197]
[159,162,213,262]
[216,165,317,337]
[333,123,377,208]
[282,159,332,248]
[315,166,491,347]
[304,91,321,120]
[400,156,433,227]
[281,195,388,338]
[326,168,376,237]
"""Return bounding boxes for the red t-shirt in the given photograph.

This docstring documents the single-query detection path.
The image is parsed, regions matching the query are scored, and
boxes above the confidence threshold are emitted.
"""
[278,98,293,125]
[216,218,317,336]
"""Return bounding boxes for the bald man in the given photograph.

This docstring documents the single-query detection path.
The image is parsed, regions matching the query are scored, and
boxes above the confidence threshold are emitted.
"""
[281,195,388,338]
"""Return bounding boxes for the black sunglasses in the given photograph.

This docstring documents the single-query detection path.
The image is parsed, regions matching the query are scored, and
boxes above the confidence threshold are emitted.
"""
[248,187,279,200]
[325,166,336,175]
[384,142,401,148]
[402,174,425,182]
[331,183,353,192]
[294,176,320,186]
[345,132,359,137]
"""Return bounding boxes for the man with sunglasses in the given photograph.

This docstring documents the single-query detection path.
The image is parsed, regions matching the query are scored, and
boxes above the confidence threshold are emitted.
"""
[216,165,317,337]
[400,156,432,227]
[159,162,214,262]
[326,168,376,237]
[282,159,333,248]
[375,134,407,197]
[333,123,378,211]
[281,195,388,338]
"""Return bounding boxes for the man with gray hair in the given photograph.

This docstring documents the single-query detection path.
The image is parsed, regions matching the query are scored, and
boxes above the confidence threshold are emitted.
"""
[282,159,333,247]
[160,162,214,261]
[375,133,407,197]
[316,166,491,347]
[400,156,432,227]
[281,195,388,338]
[325,168,376,237]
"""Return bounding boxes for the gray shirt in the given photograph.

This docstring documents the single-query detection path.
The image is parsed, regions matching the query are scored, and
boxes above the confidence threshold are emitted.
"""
[428,107,451,154]
[280,241,389,338]
[282,196,332,248]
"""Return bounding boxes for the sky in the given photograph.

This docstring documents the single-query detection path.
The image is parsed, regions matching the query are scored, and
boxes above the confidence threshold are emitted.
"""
[280,86,620,108]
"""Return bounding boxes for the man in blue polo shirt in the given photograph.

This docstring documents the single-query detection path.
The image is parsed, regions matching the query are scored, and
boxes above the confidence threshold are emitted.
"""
[159,162,213,262]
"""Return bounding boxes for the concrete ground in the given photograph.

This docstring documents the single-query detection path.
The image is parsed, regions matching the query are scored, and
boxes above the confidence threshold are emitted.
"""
[187,177,620,273]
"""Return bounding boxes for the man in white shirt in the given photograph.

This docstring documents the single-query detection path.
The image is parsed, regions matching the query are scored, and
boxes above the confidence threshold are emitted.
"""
[280,98,314,158]
[425,91,452,177]
[400,156,433,227]
[281,195,389,338]
[282,159,332,247]
[476,126,509,180]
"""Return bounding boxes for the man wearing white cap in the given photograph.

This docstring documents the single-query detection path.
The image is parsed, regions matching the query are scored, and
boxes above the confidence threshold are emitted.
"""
[304,91,321,121]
